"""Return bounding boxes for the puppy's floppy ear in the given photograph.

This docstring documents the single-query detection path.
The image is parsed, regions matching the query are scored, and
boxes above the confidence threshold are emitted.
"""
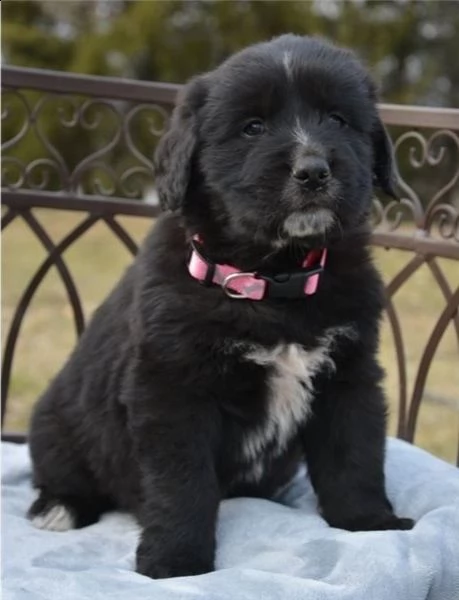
[365,77,399,199]
[154,76,208,211]
[371,115,399,200]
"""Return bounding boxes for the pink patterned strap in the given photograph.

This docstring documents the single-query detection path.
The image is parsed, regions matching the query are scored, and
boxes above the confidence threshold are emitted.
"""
[302,248,327,295]
[187,237,327,300]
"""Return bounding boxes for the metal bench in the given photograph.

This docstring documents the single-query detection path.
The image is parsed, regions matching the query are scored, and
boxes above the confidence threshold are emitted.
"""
[2,66,458,463]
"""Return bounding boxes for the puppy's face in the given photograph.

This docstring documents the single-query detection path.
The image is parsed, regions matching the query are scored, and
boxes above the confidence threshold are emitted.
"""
[156,35,397,262]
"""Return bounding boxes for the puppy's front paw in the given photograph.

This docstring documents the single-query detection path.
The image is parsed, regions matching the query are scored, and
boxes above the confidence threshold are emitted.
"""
[136,556,213,579]
[373,515,415,531]
[329,512,415,532]
[136,563,213,579]
[136,541,213,579]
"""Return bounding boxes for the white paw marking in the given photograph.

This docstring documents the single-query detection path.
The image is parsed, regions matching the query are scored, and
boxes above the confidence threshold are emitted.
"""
[31,504,75,532]
[240,326,357,481]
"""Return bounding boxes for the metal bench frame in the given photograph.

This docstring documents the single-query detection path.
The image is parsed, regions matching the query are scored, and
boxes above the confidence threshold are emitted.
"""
[2,66,458,463]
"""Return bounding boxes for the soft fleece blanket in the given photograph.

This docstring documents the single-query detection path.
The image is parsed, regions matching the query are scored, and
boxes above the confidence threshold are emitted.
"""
[2,439,459,600]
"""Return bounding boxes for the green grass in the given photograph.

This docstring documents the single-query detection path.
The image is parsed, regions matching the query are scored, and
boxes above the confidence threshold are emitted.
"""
[2,209,458,463]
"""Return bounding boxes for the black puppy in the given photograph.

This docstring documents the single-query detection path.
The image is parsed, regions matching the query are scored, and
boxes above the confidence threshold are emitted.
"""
[28,34,413,579]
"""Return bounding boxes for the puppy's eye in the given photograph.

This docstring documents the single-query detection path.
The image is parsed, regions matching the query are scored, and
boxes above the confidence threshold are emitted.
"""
[242,119,265,137]
[329,113,348,127]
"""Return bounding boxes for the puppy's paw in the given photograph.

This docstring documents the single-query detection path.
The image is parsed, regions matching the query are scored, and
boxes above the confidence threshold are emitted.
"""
[136,556,213,579]
[375,516,415,531]
[28,494,76,532]
[136,538,213,579]
[329,512,415,532]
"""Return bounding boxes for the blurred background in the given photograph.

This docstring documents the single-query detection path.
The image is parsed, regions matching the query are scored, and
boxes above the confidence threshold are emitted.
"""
[3,0,459,197]
[3,0,459,103]
[2,1,458,461]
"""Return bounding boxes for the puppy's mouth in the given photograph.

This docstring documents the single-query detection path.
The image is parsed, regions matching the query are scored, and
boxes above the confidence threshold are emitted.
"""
[281,208,335,240]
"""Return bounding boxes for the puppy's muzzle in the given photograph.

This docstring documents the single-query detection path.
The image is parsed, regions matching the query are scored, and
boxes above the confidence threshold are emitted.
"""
[292,156,331,191]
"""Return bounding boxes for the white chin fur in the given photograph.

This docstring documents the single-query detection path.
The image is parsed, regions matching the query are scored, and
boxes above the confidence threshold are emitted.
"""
[283,209,334,238]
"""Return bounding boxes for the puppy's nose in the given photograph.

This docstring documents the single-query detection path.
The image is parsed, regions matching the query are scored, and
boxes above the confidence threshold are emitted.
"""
[292,156,331,190]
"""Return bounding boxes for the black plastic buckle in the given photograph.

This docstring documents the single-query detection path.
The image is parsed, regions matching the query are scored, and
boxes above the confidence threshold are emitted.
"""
[259,266,323,299]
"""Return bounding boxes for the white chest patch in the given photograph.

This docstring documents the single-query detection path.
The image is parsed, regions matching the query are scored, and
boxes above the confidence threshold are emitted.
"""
[240,326,356,480]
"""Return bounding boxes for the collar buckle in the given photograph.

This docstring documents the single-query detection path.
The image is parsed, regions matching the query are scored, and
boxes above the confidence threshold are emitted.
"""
[221,272,256,299]
[188,235,326,300]
[259,265,324,299]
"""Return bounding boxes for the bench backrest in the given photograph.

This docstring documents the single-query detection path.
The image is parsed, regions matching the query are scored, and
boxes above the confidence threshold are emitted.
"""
[2,67,458,463]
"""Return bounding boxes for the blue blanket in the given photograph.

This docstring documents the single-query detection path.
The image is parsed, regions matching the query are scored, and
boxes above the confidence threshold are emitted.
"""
[2,439,459,600]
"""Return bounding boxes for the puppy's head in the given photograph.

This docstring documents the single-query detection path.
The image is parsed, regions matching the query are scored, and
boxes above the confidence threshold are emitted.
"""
[155,35,397,264]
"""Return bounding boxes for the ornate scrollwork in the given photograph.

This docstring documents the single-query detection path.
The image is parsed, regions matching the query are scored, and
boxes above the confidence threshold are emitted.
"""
[2,85,458,237]
[1,90,171,200]
[424,130,459,241]
[2,89,32,151]
[372,196,419,232]
[2,71,458,460]
[373,127,459,241]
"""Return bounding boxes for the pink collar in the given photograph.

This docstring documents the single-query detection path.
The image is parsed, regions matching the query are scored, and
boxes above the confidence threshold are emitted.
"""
[187,237,327,300]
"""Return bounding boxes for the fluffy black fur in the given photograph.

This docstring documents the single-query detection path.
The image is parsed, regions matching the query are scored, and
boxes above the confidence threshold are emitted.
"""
[28,35,413,579]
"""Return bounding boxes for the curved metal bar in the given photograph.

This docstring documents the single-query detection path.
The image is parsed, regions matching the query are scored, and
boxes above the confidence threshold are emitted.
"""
[426,204,459,243]
[393,131,426,228]
[32,93,73,189]
[123,103,168,168]
[24,157,66,191]
[1,215,98,426]
[384,296,408,438]
[406,287,459,443]
[118,166,153,199]
[2,156,28,189]
[73,160,119,197]
[427,258,459,347]
[424,131,459,218]
[1,208,18,231]
[1,89,32,151]
[69,99,123,193]
[385,254,426,298]
[373,128,459,238]
[103,216,139,256]
[20,210,85,335]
